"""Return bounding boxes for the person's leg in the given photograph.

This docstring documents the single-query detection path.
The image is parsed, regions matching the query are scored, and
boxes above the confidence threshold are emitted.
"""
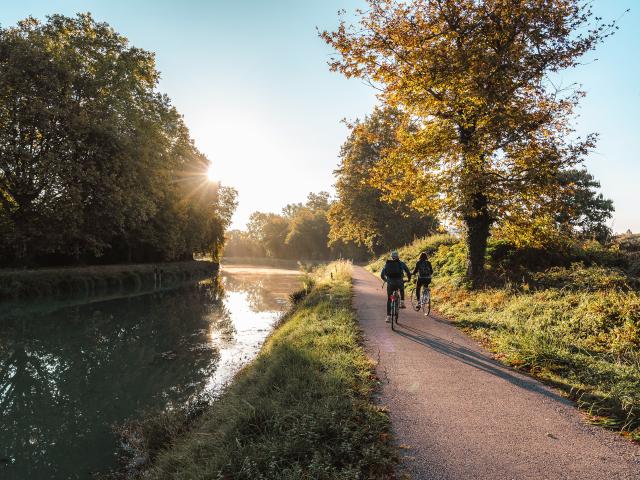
[416,279,423,302]
[399,281,405,300]
[424,278,431,294]
[386,282,393,315]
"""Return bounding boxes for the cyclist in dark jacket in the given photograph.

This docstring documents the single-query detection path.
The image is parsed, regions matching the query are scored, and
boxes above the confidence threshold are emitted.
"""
[381,250,411,322]
[412,252,433,310]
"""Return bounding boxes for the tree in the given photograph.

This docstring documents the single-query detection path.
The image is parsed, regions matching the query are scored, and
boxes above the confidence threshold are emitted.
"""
[223,230,266,258]
[244,192,339,260]
[285,192,333,259]
[285,209,331,259]
[556,169,614,242]
[247,212,289,258]
[329,106,438,255]
[492,168,614,247]
[0,14,235,266]
[322,0,614,287]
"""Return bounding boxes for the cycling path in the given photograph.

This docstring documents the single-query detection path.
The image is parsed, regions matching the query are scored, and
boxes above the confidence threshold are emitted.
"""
[352,266,640,479]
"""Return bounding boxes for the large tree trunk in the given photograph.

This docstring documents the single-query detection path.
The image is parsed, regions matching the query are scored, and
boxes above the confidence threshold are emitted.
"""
[463,192,491,289]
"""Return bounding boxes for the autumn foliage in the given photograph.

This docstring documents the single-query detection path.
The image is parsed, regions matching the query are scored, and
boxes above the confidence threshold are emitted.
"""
[322,0,616,287]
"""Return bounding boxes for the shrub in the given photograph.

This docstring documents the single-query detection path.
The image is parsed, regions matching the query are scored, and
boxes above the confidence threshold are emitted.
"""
[532,264,638,291]
[368,234,458,273]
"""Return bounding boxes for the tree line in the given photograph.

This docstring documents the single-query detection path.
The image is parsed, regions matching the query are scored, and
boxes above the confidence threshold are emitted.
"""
[322,0,617,287]
[225,188,439,261]
[0,14,236,268]
[226,103,610,264]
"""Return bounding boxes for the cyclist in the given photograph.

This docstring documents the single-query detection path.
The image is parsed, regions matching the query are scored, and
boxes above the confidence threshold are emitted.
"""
[381,250,411,322]
[412,252,433,311]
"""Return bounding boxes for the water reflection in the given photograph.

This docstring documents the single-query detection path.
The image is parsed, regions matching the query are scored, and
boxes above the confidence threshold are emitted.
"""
[0,264,300,480]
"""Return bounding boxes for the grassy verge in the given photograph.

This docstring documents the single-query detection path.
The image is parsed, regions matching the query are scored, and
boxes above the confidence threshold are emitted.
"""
[139,260,395,479]
[369,235,640,441]
[433,281,640,439]
[0,260,217,301]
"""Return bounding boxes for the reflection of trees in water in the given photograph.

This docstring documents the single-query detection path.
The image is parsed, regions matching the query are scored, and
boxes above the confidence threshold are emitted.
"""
[0,278,230,479]
[222,272,299,313]
[201,276,235,341]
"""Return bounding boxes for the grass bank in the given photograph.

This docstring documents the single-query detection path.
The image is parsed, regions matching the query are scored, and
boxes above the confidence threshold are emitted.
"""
[0,260,218,301]
[136,260,395,479]
[369,235,640,441]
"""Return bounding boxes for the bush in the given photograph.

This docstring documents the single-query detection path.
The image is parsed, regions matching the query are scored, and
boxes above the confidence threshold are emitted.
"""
[368,234,458,273]
[533,264,638,291]
[615,233,640,253]
[431,242,467,282]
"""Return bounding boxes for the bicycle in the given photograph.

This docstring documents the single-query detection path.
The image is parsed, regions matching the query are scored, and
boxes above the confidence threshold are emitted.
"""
[410,277,432,316]
[382,281,402,330]
[419,283,431,316]
[389,286,401,330]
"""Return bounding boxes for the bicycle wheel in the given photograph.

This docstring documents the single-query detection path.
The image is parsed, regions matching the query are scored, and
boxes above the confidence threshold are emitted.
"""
[408,285,418,310]
[422,289,431,316]
[390,299,396,330]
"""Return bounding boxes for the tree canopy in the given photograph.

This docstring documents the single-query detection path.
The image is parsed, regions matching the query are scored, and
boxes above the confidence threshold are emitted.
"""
[225,192,369,261]
[329,106,438,255]
[0,14,235,266]
[322,0,615,287]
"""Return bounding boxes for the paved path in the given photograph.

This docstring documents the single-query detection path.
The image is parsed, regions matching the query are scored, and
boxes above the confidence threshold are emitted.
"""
[352,266,640,480]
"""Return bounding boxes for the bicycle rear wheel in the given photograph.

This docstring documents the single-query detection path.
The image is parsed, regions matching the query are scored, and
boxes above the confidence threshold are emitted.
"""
[391,299,398,330]
[422,289,431,316]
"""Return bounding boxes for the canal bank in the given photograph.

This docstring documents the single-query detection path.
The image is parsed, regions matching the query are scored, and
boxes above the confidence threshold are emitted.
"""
[0,260,218,301]
[139,261,395,480]
[0,263,302,480]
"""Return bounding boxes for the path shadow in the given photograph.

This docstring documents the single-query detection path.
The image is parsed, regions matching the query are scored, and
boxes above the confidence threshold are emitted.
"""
[392,323,570,404]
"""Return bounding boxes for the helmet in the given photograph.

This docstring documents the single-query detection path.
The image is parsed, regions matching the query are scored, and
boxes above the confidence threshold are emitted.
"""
[390,250,399,260]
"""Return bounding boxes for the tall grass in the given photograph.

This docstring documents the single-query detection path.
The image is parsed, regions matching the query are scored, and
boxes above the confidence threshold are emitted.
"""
[138,260,395,479]
[368,234,640,440]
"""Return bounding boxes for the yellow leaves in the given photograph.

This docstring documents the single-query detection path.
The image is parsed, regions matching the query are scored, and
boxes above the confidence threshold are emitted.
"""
[494,212,569,249]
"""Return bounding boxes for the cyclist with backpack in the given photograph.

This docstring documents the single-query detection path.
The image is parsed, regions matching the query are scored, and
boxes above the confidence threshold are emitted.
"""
[412,252,433,311]
[381,250,411,322]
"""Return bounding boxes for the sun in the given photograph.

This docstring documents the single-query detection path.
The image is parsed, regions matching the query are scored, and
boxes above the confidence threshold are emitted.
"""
[206,164,216,182]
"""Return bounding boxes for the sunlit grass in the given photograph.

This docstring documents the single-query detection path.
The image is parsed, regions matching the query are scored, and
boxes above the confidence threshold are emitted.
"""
[368,234,640,440]
[433,282,640,438]
[144,260,394,479]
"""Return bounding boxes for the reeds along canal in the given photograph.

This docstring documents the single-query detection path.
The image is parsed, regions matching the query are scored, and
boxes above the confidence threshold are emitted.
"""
[0,263,302,480]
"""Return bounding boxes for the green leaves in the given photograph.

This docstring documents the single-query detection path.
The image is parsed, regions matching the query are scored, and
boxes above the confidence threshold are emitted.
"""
[0,14,236,266]
[328,106,439,256]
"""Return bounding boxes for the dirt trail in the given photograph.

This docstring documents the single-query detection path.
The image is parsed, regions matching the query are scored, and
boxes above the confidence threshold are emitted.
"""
[352,266,640,480]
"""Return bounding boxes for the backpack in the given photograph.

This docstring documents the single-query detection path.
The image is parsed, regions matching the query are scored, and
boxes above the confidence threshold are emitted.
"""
[417,260,432,278]
[384,259,403,279]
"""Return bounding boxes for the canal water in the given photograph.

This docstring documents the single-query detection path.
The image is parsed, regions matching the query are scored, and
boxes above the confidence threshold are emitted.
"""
[0,263,301,479]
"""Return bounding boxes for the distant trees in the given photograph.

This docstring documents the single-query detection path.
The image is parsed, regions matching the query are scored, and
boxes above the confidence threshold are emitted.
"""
[247,212,290,258]
[0,14,235,267]
[328,107,438,256]
[225,192,366,261]
[323,0,615,287]
[556,169,614,242]
[223,230,266,258]
[285,192,333,259]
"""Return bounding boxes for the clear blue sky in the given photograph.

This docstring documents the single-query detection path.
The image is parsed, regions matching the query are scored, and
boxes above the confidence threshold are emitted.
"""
[2,1,638,233]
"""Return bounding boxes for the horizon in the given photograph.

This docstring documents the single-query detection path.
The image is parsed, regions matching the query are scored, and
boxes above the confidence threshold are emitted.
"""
[2,0,638,233]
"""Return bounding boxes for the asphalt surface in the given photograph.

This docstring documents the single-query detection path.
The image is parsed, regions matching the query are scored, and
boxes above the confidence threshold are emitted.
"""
[352,266,640,480]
